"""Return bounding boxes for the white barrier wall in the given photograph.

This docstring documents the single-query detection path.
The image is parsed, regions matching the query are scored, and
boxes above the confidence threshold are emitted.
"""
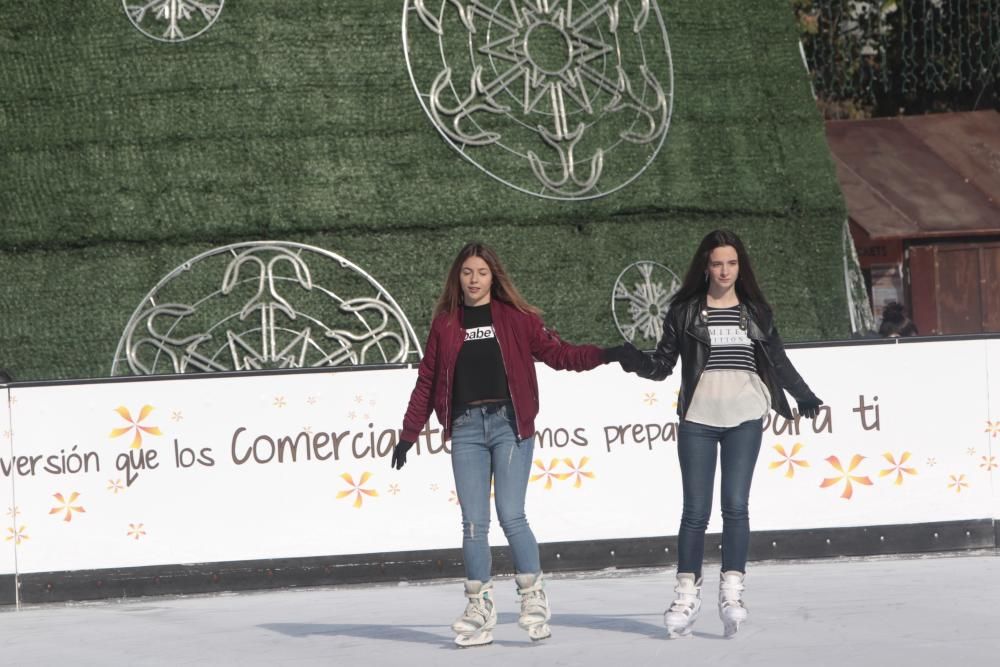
[1,339,997,576]
[1,395,15,577]
[987,339,1000,522]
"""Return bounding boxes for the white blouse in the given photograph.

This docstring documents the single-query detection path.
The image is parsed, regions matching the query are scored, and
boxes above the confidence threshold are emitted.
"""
[684,369,771,427]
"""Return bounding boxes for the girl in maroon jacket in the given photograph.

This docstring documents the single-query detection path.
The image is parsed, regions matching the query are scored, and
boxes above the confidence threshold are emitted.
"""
[392,241,631,647]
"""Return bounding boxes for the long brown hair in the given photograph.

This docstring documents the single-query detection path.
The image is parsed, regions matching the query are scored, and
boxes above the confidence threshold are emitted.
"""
[433,242,541,318]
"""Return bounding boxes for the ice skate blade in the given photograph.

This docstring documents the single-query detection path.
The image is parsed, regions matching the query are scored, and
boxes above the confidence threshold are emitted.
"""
[665,612,698,639]
[720,608,747,638]
[517,616,550,630]
[722,620,743,638]
[454,630,494,647]
[526,623,551,641]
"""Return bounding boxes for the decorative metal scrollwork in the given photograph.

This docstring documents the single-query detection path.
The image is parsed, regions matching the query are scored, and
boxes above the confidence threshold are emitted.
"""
[111,242,422,376]
[403,0,674,200]
[611,260,681,347]
[123,0,224,43]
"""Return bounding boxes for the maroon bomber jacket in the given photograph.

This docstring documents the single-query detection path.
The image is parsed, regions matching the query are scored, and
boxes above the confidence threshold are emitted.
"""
[400,298,608,443]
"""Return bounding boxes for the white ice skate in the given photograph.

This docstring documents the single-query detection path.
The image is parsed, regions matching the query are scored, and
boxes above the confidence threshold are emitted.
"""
[718,570,748,638]
[663,573,702,639]
[451,580,497,647]
[515,572,552,641]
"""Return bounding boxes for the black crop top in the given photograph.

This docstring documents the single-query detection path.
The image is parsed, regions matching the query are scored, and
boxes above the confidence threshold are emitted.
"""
[452,303,511,407]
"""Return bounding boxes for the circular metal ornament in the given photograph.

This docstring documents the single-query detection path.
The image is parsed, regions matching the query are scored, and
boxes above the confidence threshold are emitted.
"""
[402,0,674,200]
[123,0,224,43]
[612,260,681,347]
[111,242,423,377]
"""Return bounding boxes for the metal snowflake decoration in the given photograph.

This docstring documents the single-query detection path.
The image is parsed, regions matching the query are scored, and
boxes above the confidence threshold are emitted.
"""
[612,261,680,346]
[111,242,422,377]
[403,0,673,199]
[123,0,224,43]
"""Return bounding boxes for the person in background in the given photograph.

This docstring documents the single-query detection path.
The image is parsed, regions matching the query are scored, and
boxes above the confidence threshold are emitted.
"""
[878,301,918,337]
[617,229,823,639]
[391,241,634,647]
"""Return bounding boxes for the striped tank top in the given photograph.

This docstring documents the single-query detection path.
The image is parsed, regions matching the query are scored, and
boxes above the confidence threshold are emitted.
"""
[685,305,769,426]
[704,305,757,373]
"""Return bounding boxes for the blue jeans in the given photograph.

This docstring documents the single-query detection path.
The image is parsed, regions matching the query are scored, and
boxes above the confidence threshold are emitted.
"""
[676,418,763,578]
[450,402,540,583]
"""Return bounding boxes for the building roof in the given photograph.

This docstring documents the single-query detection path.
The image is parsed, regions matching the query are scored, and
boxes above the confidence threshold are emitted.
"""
[826,110,1000,240]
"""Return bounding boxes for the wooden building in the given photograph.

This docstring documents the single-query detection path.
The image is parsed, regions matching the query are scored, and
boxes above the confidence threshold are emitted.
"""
[826,111,1000,335]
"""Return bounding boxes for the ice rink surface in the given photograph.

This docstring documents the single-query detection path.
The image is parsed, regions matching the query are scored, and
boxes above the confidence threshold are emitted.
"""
[2,552,997,666]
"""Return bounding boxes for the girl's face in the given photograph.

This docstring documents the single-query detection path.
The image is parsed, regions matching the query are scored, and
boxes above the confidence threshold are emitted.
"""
[706,245,739,292]
[460,255,493,307]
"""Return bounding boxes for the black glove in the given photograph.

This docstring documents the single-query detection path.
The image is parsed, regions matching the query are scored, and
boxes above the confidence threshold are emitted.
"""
[614,342,647,373]
[797,396,824,419]
[391,440,414,470]
[603,345,629,363]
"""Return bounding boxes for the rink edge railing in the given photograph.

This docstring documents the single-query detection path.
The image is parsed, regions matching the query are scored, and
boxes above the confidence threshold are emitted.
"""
[1,518,994,604]
[2,332,998,605]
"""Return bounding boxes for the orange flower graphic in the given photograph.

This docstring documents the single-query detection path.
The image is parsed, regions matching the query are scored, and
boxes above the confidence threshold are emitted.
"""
[948,474,969,493]
[819,455,873,500]
[643,392,658,406]
[980,456,998,471]
[109,405,163,449]
[985,421,1000,438]
[5,525,28,544]
[337,472,378,509]
[769,442,809,478]
[879,451,917,486]
[49,492,86,522]
[128,523,146,540]
[530,459,570,490]
[562,457,595,488]
[107,479,124,494]
[448,490,459,505]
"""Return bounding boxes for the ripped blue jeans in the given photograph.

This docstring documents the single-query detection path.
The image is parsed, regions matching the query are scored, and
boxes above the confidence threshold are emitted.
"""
[450,402,539,583]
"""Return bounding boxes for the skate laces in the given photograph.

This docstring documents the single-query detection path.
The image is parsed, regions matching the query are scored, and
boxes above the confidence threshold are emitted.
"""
[667,595,698,615]
[518,584,547,616]
[462,593,493,624]
[719,578,745,609]
[668,575,701,615]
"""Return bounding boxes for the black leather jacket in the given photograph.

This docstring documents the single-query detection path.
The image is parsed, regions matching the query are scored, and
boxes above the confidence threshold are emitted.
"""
[636,298,817,420]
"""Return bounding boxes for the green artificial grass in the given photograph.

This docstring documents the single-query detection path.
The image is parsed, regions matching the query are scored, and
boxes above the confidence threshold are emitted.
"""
[0,1,848,381]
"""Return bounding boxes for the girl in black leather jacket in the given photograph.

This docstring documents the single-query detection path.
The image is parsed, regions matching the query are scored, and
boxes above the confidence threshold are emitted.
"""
[618,229,822,639]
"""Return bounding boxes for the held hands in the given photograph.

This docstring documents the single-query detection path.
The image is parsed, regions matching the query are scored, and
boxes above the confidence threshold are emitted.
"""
[604,342,647,374]
[391,440,414,470]
[603,345,629,363]
[796,396,824,419]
